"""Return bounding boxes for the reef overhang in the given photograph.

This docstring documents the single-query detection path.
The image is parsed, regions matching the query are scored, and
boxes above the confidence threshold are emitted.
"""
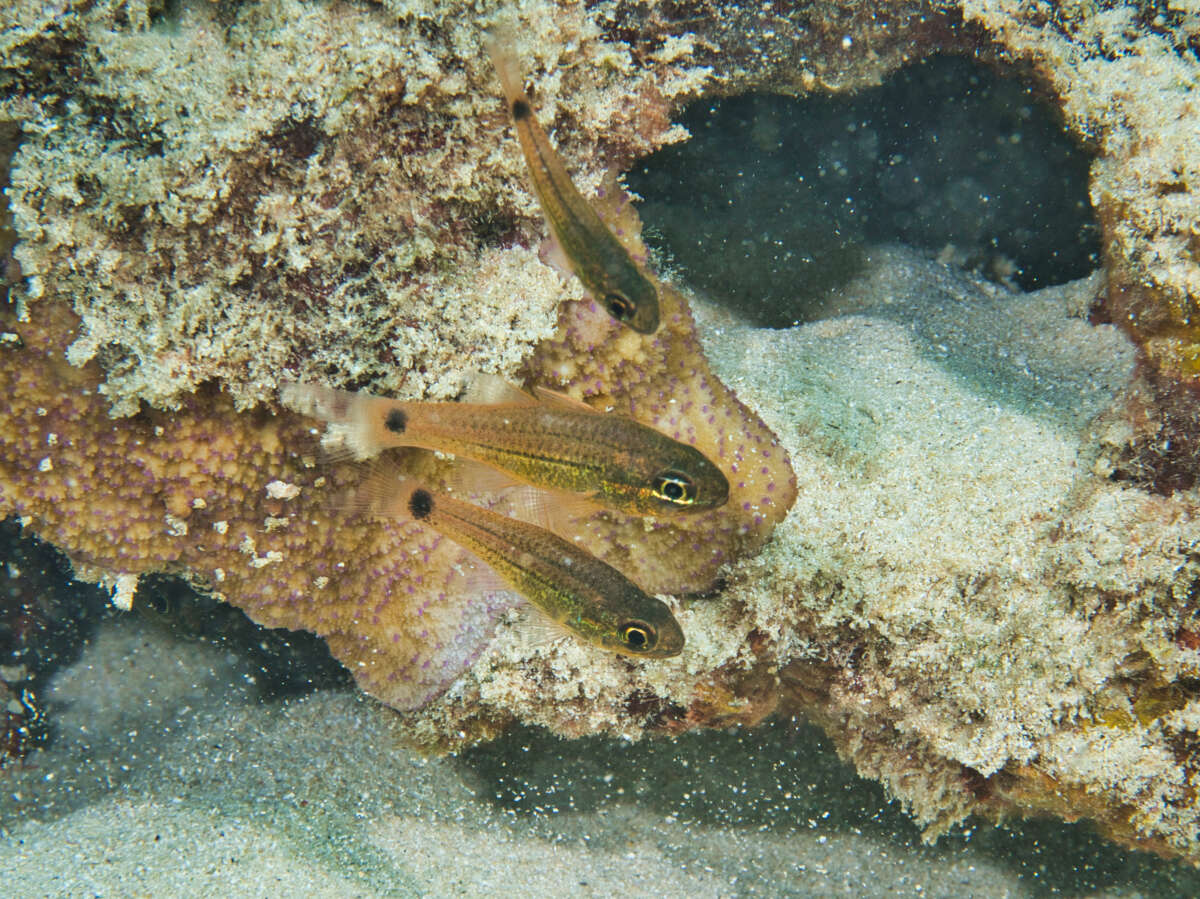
[3,0,1200,867]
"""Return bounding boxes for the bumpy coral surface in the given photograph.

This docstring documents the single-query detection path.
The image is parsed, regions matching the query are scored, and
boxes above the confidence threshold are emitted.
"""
[5,0,1200,868]
[2,0,710,414]
[0,0,795,711]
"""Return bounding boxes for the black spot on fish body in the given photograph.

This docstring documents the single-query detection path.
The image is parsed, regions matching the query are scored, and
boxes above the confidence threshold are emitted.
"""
[409,488,434,520]
[511,98,532,121]
[385,408,407,434]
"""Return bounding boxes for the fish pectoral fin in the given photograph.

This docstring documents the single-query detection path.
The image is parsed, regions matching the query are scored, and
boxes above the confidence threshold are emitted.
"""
[461,372,537,406]
[508,603,569,652]
[500,485,553,527]
[538,233,573,280]
[530,385,597,413]
[452,557,512,600]
[501,486,600,532]
[445,458,525,499]
[592,169,650,258]
[548,491,604,527]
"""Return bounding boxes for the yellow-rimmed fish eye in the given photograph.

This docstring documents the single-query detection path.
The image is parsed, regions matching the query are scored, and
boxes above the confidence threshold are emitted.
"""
[604,292,635,322]
[619,620,656,652]
[652,470,697,506]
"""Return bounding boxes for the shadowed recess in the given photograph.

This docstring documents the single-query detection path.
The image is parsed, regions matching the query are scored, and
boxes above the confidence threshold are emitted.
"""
[459,719,1200,895]
[630,54,1099,328]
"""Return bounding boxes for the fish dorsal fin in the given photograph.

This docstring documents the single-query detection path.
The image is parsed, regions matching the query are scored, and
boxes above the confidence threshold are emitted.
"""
[462,372,537,406]
[531,385,597,413]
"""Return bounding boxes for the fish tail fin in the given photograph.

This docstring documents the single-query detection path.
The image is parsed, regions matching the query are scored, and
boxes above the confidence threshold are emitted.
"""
[279,381,403,460]
[485,28,528,115]
[331,459,418,520]
[460,371,536,406]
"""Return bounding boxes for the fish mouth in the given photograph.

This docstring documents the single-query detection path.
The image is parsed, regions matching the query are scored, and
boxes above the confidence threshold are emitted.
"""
[626,303,660,335]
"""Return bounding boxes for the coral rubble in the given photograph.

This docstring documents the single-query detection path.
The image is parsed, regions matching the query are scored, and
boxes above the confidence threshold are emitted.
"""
[3,0,1200,868]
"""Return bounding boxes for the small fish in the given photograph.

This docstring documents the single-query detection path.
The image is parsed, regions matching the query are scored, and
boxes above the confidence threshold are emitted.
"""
[281,380,729,515]
[487,36,661,334]
[354,471,685,658]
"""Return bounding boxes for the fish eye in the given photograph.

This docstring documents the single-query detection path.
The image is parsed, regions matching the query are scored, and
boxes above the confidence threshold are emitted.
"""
[620,621,656,652]
[604,292,635,322]
[652,470,697,506]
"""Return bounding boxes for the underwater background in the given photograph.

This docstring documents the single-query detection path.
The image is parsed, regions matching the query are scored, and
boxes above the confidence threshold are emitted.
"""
[5,45,1200,895]
[5,0,1200,895]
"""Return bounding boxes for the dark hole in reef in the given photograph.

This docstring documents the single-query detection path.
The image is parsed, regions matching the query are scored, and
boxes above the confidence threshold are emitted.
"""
[628,54,1100,329]
[131,575,351,697]
[1,518,111,760]
[0,516,348,765]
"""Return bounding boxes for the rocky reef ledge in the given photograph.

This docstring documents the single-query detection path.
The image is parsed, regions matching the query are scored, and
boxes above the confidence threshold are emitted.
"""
[3,0,1200,865]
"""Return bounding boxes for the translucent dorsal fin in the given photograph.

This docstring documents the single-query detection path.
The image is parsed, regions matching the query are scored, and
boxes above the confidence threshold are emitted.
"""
[531,385,597,413]
[462,372,537,406]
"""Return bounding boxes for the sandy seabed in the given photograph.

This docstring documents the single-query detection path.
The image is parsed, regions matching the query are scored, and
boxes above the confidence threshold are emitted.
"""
[0,613,1194,898]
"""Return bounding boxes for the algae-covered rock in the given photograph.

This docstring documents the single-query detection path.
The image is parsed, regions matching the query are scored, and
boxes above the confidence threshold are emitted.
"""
[4,0,1200,867]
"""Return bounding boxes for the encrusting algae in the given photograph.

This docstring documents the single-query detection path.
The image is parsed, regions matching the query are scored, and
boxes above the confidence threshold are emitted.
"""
[5,0,1200,869]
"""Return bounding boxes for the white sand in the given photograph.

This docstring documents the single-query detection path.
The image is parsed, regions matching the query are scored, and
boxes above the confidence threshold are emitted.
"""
[2,614,1187,897]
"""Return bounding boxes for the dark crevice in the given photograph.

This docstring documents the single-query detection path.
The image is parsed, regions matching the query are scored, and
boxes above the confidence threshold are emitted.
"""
[629,54,1100,328]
